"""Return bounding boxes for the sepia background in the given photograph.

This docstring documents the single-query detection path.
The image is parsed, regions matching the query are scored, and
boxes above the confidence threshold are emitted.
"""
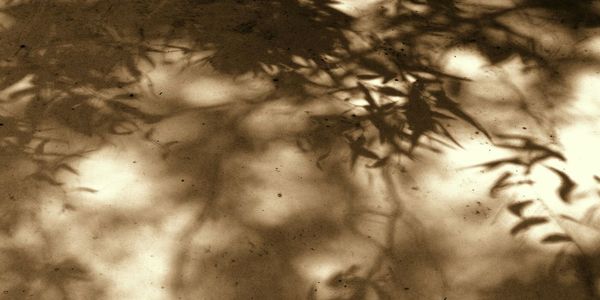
[0,0,599,299]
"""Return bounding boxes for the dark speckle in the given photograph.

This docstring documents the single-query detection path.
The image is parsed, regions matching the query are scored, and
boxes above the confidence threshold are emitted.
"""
[234,21,257,34]
[277,193,282,197]
[20,44,26,48]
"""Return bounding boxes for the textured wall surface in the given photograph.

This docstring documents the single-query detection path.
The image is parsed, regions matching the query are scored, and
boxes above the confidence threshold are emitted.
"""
[0,1,599,299]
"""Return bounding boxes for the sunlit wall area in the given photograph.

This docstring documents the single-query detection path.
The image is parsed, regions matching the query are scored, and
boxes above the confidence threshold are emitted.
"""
[0,1,599,299]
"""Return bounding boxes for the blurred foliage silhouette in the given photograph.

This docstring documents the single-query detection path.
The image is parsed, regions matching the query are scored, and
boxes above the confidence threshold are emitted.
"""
[1,0,600,299]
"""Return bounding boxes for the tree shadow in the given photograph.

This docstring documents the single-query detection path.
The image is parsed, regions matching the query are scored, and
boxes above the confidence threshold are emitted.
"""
[1,0,600,299]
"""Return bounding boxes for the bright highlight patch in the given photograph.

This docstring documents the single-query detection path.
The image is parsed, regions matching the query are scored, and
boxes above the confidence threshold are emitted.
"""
[441,48,488,79]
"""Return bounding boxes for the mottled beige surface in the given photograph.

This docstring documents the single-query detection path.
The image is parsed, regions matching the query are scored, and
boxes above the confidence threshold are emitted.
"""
[0,1,599,299]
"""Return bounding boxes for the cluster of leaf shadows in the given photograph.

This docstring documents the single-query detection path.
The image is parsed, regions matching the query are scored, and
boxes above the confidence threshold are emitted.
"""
[0,0,599,299]
[463,133,600,299]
